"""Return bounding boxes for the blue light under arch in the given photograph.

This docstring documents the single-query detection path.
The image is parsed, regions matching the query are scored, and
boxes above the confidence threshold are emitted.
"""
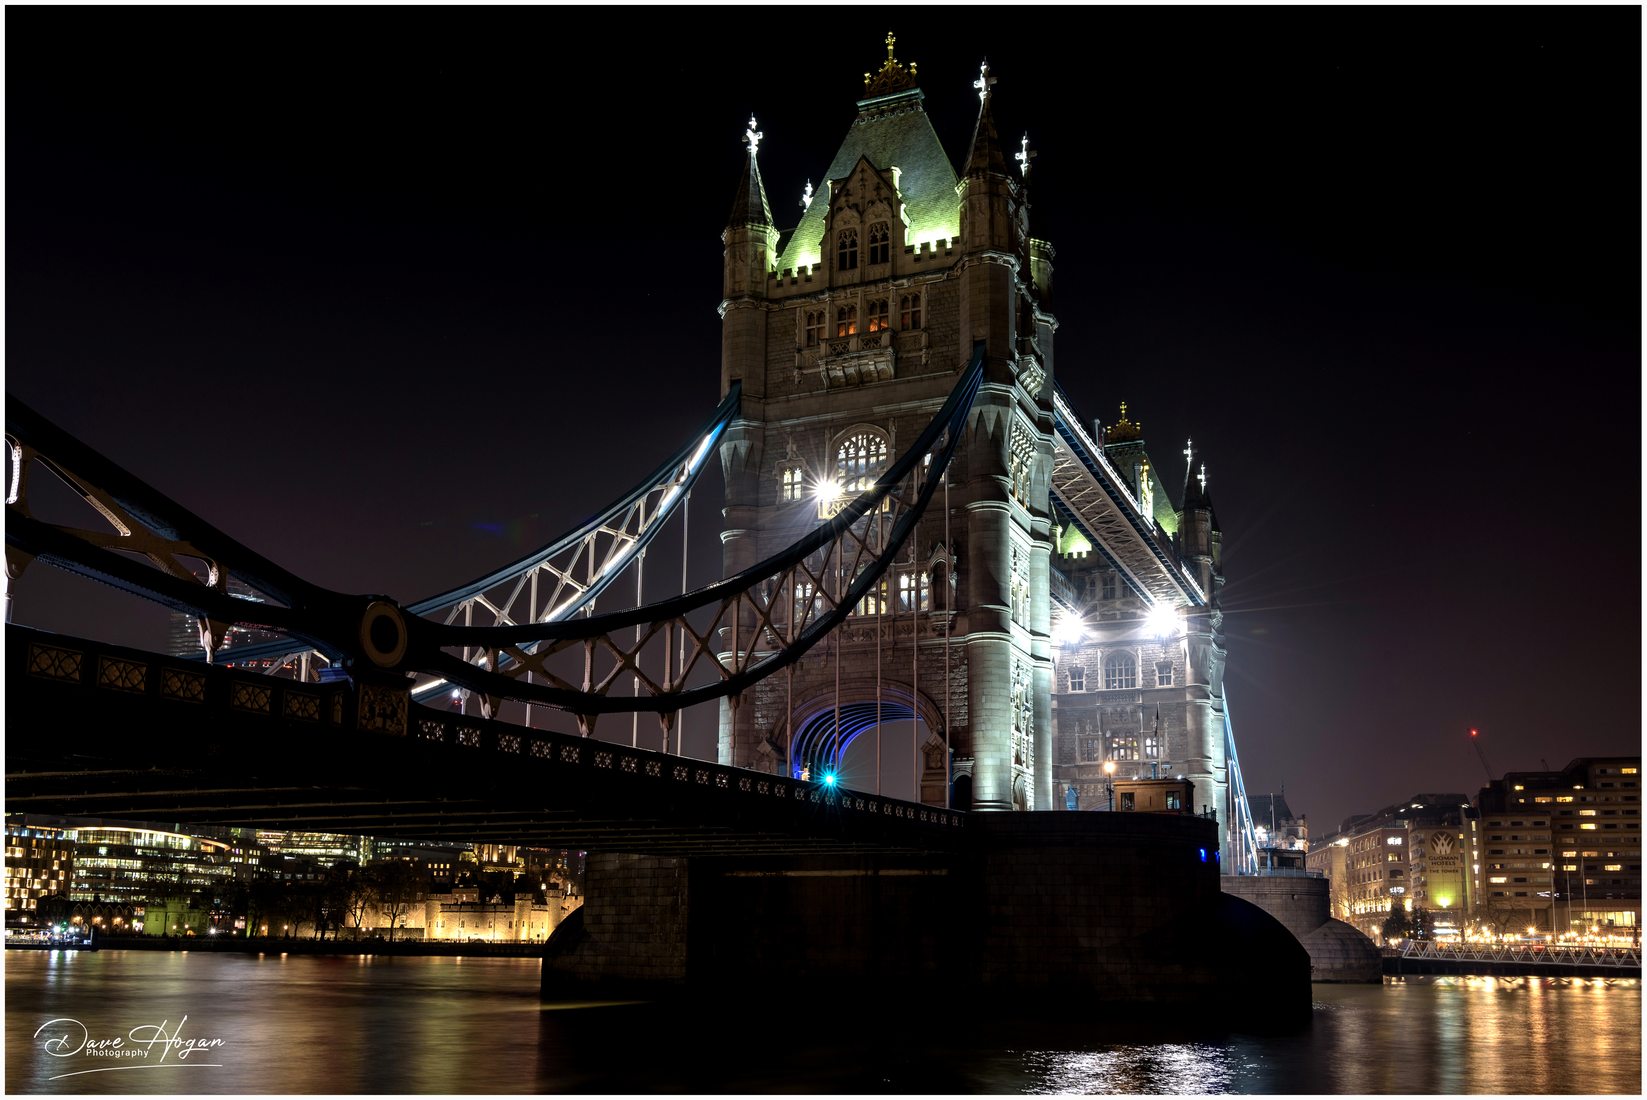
[789,700,919,779]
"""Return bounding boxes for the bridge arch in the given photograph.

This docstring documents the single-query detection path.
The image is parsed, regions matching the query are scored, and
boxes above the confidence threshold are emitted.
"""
[779,681,944,800]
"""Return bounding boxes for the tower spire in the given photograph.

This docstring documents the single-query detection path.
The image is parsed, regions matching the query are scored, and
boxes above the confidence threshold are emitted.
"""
[726,113,774,229]
[962,58,1008,177]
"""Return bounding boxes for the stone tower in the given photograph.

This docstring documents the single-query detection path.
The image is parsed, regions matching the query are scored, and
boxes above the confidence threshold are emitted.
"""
[717,39,1058,812]
[1049,413,1230,850]
[716,39,1228,834]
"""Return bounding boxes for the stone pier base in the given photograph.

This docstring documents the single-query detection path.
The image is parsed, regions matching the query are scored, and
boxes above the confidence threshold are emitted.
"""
[543,814,1312,1026]
[1221,873,1381,982]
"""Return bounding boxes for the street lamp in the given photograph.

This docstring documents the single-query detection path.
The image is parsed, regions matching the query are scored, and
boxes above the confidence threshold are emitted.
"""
[1103,759,1116,811]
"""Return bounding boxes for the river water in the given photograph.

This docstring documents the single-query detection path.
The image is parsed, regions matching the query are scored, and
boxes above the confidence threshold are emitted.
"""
[4,950,1639,1094]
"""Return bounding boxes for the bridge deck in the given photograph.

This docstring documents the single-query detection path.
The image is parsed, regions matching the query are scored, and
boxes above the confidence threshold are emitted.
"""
[6,626,966,857]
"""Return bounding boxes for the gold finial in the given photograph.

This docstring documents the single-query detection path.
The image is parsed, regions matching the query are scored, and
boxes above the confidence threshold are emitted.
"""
[864,31,918,96]
[1108,401,1142,443]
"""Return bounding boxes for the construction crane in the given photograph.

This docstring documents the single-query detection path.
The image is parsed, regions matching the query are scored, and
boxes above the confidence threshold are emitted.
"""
[1469,727,1494,783]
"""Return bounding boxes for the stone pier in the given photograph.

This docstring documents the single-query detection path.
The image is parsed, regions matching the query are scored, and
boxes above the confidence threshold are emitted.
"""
[544,813,1311,1025]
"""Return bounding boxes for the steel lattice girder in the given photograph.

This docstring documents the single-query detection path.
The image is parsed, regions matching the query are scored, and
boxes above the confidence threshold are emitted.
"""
[1048,389,1204,609]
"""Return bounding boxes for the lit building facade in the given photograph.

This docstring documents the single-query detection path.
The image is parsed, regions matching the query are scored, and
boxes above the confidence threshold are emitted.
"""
[4,819,75,916]
[1308,794,1476,943]
[1478,756,1640,938]
[67,823,254,902]
[421,886,567,943]
[257,830,372,867]
[714,37,1228,831]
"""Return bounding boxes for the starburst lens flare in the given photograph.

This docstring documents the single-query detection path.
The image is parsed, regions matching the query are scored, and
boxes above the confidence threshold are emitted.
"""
[1051,612,1087,647]
[1145,602,1183,639]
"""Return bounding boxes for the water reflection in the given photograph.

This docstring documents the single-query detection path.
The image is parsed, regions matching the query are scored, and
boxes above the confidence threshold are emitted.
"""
[5,954,1639,1094]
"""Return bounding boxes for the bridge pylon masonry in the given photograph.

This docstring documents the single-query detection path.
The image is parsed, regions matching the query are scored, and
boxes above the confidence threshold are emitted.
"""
[713,41,1227,835]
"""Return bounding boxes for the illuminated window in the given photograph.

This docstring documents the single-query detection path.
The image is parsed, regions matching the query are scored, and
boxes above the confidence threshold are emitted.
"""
[1144,733,1160,757]
[852,575,889,617]
[866,298,890,333]
[1513,785,1525,791]
[1067,666,1085,692]
[1387,837,1404,845]
[1579,809,1598,816]
[1104,652,1137,690]
[803,310,824,347]
[835,305,858,337]
[1534,796,1553,803]
[835,431,887,493]
[792,581,818,624]
[837,228,858,271]
[899,292,922,330]
[1580,823,1597,830]
[1109,735,1138,761]
[868,222,890,265]
[1605,864,1623,872]
[1556,796,1574,803]
[1155,661,1174,687]
[1488,876,1508,884]
[1623,768,1638,775]
[779,466,805,502]
[897,570,929,613]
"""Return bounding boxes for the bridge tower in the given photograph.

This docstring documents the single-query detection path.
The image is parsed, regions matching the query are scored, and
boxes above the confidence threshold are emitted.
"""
[717,39,1058,810]
[1049,419,1229,851]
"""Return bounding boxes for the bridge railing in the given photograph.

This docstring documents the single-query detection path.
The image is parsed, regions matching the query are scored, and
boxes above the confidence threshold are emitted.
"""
[1393,939,1641,968]
[404,702,968,834]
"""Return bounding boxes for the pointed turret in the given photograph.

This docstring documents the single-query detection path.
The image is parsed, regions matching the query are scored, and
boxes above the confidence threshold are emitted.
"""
[722,115,778,304]
[962,58,1009,178]
[1176,439,1221,595]
[727,115,774,231]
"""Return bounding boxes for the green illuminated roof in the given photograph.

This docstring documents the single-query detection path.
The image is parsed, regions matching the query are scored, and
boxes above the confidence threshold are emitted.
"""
[776,88,960,272]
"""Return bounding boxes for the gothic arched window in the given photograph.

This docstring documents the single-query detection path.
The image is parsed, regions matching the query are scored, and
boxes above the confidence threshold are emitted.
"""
[836,430,888,493]
[1104,652,1137,690]
[866,298,889,333]
[900,292,922,330]
[868,222,890,265]
[803,310,824,348]
[837,228,858,271]
[779,466,804,502]
[835,305,858,338]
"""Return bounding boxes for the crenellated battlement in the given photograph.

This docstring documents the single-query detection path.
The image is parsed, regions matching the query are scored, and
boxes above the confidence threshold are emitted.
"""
[767,236,958,291]
[906,237,958,262]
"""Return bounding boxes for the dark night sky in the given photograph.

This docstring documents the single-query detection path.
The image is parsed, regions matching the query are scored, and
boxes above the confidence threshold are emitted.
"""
[6,7,1641,833]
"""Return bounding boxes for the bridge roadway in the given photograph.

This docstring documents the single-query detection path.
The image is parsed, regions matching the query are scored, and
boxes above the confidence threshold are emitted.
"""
[5,625,966,857]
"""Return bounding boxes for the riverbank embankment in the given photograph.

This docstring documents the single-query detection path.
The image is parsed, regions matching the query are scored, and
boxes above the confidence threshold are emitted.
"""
[52,936,545,958]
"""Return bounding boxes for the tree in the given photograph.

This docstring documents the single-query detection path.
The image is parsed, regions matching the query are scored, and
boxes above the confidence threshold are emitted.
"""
[369,860,422,942]
[1381,902,1410,943]
[1410,906,1433,941]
